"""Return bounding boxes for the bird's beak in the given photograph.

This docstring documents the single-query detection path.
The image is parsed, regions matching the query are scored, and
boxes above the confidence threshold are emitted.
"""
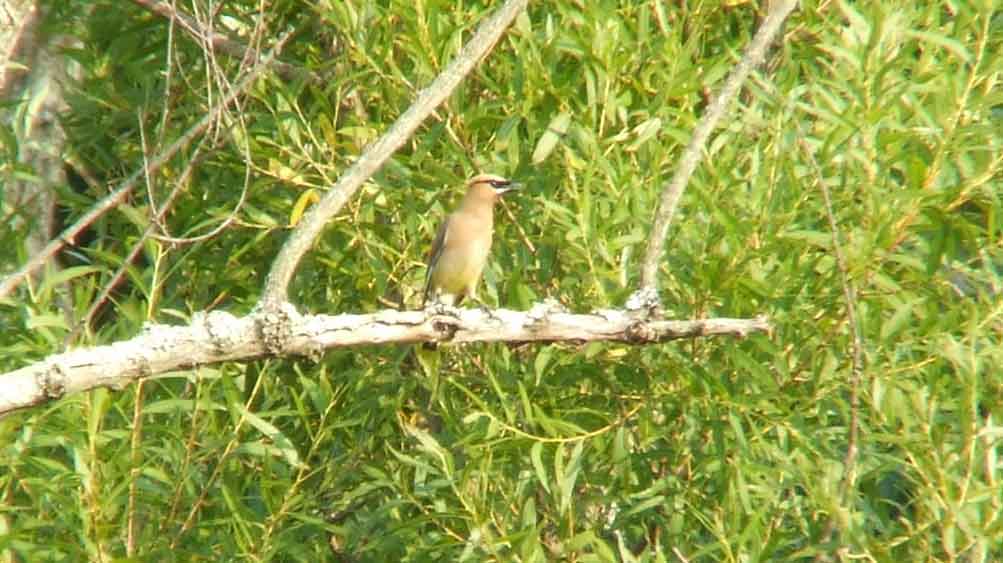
[496,181,521,195]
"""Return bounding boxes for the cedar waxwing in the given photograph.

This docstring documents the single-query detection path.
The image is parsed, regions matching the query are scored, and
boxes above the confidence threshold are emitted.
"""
[423,174,520,307]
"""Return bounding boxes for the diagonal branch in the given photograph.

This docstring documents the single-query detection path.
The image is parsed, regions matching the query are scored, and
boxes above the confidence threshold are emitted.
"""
[260,0,528,307]
[638,0,798,296]
[0,30,294,301]
[0,1,782,421]
[70,144,209,340]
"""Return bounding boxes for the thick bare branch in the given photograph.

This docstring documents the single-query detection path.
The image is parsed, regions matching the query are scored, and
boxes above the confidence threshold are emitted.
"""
[0,1,783,423]
[260,0,528,307]
[638,0,798,294]
[0,304,770,416]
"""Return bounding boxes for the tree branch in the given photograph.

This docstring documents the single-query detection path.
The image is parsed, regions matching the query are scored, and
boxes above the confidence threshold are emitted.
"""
[637,0,798,295]
[801,139,865,557]
[0,29,293,301]
[260,0,528,307]
[71,143,209,340]
[0,0,42,97]
[0,2,779,421]
[130,0,315,83]
[0,304,770,416]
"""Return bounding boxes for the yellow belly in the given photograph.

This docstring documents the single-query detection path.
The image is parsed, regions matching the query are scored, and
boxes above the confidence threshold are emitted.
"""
[431,240,489,302]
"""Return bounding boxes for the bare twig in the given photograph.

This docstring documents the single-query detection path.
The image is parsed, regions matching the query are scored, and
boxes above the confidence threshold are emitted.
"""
[500,198,537,254]
[70,144,208,341]
[0,305,770,416]
[801,140,864,556]
[260,0,529,307]
[145,52,255,247]
[130,0,314,83]
[638,0,798,294]
[148,180,252,245]
[68,14,254,339]
[146,125,253,245]
[155,3,177,149]
[0,30,293,301]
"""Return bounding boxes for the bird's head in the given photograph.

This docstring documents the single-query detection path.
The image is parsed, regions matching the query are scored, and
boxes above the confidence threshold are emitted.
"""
[466,173,521,201]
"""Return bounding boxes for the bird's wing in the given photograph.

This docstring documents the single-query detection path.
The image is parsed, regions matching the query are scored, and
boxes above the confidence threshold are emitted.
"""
[423,216,451,304]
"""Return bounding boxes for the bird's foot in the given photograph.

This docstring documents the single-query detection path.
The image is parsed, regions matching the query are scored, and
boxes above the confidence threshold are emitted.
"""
[425,299,461,318]
[473,300,504,322]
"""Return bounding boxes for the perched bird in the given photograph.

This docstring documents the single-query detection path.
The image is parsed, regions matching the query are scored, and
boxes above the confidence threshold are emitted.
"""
[423,173,520,308]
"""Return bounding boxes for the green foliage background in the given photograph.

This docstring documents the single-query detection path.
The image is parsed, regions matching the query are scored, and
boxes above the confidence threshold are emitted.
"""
[2,1,1001,560]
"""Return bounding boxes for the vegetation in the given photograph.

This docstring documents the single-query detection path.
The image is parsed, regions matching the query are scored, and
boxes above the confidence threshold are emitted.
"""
[1,0,1001,560]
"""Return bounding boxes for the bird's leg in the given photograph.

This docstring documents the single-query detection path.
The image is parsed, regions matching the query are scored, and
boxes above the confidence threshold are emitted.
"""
[424,293,461,318]
[468,292,503,321]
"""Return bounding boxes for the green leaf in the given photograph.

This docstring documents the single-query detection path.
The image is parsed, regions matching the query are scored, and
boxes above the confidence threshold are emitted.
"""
[236,406,303,469]
[532,112,572,164]
[530,441,550,494]
[38,265,104,297]
[626,117,661,152]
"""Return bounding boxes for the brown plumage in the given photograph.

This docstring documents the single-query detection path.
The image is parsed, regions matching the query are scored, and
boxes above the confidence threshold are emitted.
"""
[423,174,520,307]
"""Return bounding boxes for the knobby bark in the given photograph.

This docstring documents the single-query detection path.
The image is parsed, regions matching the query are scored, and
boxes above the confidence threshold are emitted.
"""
[1,304,770,416]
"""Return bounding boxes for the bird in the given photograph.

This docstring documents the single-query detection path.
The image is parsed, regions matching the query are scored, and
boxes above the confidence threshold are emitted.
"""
[423,173,521,308]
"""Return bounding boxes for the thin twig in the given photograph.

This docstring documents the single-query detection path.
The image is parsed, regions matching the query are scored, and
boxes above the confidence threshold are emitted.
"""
[638,0,798,293]
[69,145,208,341]
[500,198,536,254]
[801,139,864,555]
[130,0,314,83]
[149,45,255,246]
[0,29,293,301]
[260,0,529,307]
[148,176,251,244]
[74,23,264,338]
[171,368,267,547]
[155,2,176,149]
[125,380,146,557]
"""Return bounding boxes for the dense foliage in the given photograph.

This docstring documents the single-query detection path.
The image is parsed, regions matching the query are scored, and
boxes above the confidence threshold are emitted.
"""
[2,1,1001,560]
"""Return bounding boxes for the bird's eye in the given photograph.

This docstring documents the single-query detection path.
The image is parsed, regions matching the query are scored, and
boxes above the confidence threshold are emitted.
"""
[490,180,509,188]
